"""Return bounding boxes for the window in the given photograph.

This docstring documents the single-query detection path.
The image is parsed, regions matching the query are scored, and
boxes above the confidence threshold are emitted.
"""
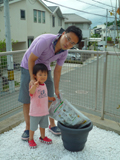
[52,16,55,27]
[28,37,34,48]
[42,11,45,23]
[33,10,45,24]
[38,11,41,23]
[34,10,37,22]
[20,10,25,20]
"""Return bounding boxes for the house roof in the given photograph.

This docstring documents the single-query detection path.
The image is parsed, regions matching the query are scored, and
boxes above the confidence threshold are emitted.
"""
[63,13,92,24]
[48,6,65,19]
[0,0,14,4]
[0,0,53,14]
[48,6,57,12]
[108,25,120,30]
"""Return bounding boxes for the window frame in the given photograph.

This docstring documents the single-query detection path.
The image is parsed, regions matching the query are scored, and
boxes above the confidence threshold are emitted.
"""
[20,9,25,20]
[42,11,45,23]
[33,9,37,23]
[38,11,41,23]
[33,10,45,24]
[52,16,55,27]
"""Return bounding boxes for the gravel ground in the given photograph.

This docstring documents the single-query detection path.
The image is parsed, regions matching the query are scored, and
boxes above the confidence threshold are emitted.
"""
[0,121,120,160]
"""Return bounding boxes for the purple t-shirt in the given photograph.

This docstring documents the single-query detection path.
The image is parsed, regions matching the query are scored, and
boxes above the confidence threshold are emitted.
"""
[21,34,68,70]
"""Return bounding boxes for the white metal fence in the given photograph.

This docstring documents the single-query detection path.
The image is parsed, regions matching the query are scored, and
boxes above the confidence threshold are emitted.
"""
[0,49,120,123]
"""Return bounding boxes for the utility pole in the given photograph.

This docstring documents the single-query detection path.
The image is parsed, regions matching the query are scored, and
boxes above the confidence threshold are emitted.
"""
[119,0,120,48]
[105,9,108,51]
[114,2,117,45]
[4,0,15,92]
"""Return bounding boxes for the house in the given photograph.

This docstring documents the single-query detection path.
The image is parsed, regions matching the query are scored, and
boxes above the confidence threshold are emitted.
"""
[0,0,92,51]
[0,0,65,51]
[63,13,91,38]
[107,25,120,42]
[63,13,92,48]
[48,6,65,34]
[92,24,106,40]
[0,0,55,50]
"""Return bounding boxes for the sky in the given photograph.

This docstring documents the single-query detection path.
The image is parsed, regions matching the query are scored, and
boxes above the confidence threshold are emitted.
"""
[42,0,118,28]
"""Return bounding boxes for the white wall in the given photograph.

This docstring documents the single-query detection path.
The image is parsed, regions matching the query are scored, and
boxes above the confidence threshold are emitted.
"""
[0,5,5,41]
[50,12,65,34]
[9,1,27,42]
[0,0,52,50]
[26,0,51,37]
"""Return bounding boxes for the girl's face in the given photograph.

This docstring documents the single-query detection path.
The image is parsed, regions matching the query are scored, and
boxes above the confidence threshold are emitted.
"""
[35,70,48,84]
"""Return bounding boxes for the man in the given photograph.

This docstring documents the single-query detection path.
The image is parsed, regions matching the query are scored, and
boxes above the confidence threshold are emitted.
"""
[18,25,82,140]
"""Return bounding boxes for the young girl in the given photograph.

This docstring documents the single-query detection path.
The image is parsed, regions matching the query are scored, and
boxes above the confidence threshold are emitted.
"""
[28,63,55,149]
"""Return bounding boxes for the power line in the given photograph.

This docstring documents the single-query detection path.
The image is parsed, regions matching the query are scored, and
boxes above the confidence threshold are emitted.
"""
[76,0,108,10]
[110,0,113,10]
[92,0,115,8]
[43,0,115,18]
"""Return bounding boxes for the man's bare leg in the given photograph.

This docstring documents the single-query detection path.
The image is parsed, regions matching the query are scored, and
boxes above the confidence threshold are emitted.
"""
[21,104,30,140]
[23,103,30,130]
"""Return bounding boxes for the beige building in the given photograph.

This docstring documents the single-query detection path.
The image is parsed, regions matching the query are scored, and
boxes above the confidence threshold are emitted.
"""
[63,13,91,39]
[0,0,91,51]
[48,6,65,34]
[0,0,65,50]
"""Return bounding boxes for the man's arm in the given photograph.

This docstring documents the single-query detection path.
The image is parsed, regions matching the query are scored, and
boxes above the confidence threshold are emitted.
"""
[54,64,62,98]
[28,52,38,86]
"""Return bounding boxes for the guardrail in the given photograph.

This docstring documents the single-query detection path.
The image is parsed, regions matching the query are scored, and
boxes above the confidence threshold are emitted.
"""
[0,49,120,123]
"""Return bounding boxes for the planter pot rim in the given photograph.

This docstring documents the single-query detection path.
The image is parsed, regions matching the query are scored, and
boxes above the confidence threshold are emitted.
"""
[58,121,93,133]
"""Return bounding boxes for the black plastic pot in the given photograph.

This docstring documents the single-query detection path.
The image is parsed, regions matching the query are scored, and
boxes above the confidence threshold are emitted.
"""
[58,121,93,152]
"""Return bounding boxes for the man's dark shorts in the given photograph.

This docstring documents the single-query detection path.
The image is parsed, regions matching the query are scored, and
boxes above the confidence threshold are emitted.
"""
[18,67,54,104]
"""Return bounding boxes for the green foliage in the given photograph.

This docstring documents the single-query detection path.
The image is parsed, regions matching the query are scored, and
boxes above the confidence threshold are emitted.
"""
[107,37,112,41]
[104,20,120,27]
[1,55,7,68]
[0,39,6,52]
[50,61,56,66]
[91,33,101,38]
[65,60,83,64]
[0,39,18,71]
[3,81,20,91]
[0,39,18,52]
[93,26,97,29]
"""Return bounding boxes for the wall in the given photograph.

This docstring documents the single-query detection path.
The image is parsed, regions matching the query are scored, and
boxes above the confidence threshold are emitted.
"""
[50,12,65,34]
[26,0,51,38]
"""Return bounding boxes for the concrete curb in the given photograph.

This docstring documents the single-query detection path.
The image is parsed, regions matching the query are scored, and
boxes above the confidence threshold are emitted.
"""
[0,111,120,135]
[0,112,24,134]
[82,111,120,135]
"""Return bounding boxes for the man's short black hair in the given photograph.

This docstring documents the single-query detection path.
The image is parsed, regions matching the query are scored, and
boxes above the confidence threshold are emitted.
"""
[33,63,48,75]
[65,25,82,44]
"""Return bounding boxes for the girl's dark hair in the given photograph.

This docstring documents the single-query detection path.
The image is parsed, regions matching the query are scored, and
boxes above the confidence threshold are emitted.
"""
[65,25,82,44]
[33,63,48,75]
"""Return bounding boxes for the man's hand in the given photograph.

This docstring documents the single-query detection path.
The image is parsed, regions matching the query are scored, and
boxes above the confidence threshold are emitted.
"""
[48,97,56,101]
[55,89,60,99]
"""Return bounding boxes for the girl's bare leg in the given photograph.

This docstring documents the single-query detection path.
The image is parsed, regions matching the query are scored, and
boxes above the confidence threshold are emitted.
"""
[40,127,45,139]
[29,130,34,141]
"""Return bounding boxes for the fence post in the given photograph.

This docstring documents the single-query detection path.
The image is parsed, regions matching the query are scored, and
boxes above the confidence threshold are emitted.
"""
[95,53,99,110]
[101,52,108,120]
